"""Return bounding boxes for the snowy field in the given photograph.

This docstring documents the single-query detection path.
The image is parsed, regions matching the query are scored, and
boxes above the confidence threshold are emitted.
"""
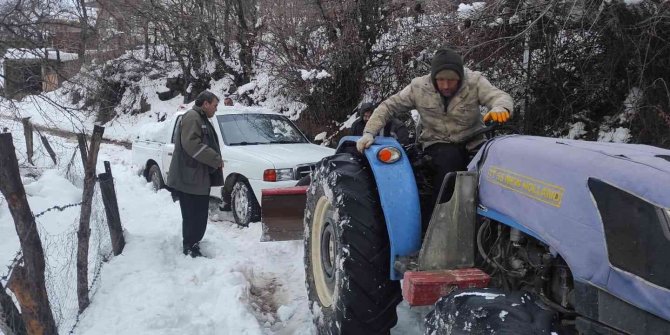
[0,117,427,334]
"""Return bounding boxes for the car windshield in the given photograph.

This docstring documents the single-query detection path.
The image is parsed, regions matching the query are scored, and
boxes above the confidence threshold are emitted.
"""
[216,113,308,146]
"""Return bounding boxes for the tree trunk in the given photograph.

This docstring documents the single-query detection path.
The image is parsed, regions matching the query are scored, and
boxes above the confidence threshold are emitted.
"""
[98,161,125,256]
[235,0,253,85]
[78,0,89,62]
[143,21,150,59]
[76,125,104,313]
[0,133,58,335]
[206,32,240,83]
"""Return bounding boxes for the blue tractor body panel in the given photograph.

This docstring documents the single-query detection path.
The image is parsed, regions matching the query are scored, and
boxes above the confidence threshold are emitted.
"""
[337,136,422,280]
[469,135,670,321]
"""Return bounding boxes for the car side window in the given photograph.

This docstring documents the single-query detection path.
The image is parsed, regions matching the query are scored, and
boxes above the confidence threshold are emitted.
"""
[171,116,183,144]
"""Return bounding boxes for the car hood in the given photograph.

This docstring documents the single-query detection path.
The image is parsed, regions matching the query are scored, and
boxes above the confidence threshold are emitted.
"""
[227,143,335,168]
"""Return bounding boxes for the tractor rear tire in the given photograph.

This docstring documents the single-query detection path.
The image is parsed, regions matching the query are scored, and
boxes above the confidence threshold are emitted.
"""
[304,153,401,335]
[425,288,555,334]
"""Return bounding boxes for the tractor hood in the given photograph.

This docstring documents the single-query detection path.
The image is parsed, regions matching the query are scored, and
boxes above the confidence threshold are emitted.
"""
[470,135,670,321]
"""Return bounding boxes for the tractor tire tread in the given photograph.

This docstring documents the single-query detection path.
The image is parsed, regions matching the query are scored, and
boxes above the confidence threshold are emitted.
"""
[305,153,401,335]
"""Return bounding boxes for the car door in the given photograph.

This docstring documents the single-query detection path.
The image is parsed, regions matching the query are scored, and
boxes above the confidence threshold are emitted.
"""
[162,115,182,181]
[209,115,228,198]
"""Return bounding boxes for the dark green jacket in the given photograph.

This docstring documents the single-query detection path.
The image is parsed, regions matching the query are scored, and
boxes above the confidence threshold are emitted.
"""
[167,107,223,195]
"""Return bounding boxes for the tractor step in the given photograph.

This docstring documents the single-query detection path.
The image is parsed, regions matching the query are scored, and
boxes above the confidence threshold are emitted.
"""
[402,268,491,306]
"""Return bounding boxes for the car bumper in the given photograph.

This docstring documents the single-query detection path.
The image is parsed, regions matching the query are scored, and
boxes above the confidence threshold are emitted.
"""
[209,180,298,207]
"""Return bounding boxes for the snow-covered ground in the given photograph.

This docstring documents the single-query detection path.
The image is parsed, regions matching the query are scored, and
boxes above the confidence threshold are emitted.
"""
[0,116,426,334]
[0,88,185,144]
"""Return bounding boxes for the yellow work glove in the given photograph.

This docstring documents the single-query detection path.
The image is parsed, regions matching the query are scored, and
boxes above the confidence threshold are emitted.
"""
[483,108,510,123]
[356,133,375,153]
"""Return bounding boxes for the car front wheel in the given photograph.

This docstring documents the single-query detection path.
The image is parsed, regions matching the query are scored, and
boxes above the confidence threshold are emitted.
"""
[231,180,260,227]
[148,165,164,191]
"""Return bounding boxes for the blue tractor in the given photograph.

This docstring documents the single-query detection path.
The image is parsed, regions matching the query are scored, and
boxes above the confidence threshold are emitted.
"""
[300,127,670,334]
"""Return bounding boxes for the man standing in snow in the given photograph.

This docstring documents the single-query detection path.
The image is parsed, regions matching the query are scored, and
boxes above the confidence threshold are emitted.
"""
[167,91,224,257]
[356,48,513,211]
[223,97,234,106]
[351,102,410,145]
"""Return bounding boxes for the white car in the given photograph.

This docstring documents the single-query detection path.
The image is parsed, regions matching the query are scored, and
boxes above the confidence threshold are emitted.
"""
[132,106,335,226]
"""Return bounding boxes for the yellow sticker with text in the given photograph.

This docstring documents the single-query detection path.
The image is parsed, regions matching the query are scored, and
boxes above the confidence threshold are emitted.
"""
[486,166,565,208]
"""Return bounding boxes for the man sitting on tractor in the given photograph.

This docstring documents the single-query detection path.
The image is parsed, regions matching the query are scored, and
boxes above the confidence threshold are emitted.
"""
[356,48,514,214]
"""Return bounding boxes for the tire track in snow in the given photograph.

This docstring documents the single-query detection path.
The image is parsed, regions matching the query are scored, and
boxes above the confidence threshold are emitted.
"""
[204,215,313,334]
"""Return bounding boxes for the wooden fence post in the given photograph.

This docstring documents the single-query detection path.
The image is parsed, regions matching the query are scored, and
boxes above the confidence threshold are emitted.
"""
[77,133,88,169]
[98,161,125,256]
[39,135,57,166]
[76,125,104,313]
[0,133,58,335]
[20,118,33,165]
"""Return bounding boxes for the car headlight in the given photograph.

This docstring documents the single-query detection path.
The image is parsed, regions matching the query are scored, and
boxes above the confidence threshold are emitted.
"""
[263,168,294,182]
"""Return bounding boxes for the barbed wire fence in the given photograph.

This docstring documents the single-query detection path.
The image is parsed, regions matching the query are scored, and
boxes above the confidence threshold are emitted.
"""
[1,121,117,334]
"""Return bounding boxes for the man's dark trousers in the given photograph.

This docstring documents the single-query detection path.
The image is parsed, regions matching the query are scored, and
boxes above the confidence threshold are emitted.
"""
[178,191,210,250]
[425,142,467,213]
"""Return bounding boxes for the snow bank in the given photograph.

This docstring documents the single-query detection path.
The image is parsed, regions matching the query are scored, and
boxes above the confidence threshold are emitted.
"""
[457,2,486,18]
[598,127,631,143]
[133,116,175,142]
[299,69,331,81]
[3,48,79,61]
[314,132,327,141]
[453,291,504,300]
[566,122,587,139]
[340,113,358,130]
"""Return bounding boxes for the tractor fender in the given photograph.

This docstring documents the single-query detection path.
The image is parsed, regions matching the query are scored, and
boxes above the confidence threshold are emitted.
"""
[337,136,422,280]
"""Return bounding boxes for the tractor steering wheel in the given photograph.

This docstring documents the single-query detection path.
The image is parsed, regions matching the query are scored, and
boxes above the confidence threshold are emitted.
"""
[464,122,521,143]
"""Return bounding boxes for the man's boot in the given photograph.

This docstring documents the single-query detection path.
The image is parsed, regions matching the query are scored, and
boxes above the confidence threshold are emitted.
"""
[183,243,203,258]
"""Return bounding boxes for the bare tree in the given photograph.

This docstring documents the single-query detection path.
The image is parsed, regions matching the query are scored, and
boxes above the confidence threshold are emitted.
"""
[260,0,407,135]
[450,0,670,146]
[0,133,57,335]
[2,0,667,147]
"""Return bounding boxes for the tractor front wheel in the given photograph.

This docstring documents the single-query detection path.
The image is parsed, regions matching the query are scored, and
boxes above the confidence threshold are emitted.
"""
[304,153,401,335]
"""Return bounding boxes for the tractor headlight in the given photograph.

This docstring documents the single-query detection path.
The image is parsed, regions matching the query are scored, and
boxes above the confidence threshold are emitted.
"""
[377,147,401,164]
[263,168,294,182]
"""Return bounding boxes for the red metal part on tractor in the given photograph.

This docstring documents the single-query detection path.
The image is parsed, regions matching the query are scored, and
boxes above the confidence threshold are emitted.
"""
[260,186,309,241]
[402,268,490,306]
[262,186,309,196]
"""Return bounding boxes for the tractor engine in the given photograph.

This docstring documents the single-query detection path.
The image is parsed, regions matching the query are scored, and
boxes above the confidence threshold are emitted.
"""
[476,218,575,315]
